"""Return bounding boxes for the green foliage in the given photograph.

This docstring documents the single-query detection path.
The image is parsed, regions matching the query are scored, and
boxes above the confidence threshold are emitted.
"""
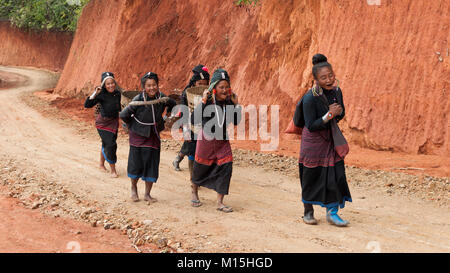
[0,0,89,32]
[235,0,260,6]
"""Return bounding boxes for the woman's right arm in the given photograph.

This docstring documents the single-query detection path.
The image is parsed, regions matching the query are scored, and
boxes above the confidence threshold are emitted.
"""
[303,95,328,132]
[84,87,102,108]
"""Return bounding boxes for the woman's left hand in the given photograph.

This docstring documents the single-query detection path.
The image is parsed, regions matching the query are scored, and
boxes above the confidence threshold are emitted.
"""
[230,91,239,105]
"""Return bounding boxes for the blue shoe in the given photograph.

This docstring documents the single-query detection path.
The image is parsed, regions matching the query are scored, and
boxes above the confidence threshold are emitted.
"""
[326,206,349,227]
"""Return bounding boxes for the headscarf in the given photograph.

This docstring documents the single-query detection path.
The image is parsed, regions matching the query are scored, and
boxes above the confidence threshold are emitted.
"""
[184,64,210,90]
[141,72,159,88]
[101,72,115,88]
[208,68,230,92]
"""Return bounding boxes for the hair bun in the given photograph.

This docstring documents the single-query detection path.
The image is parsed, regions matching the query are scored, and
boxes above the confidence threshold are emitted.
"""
[312,54,328,65]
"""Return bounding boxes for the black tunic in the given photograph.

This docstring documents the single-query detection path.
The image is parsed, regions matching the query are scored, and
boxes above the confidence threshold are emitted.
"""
[84,89,121,164]
[300,87,345,131]
[191,98,242,139]
[191,99,242,195]
[119,91,176,137]
[119,91,176,183]
[84,90,121,118]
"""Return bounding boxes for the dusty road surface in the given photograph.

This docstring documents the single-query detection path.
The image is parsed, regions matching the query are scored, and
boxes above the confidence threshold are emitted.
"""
[0,186,135,253]
[0,66,449,253]
[0,67,136,253]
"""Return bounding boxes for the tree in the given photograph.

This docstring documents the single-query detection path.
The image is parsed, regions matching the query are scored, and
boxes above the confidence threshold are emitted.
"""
[0,0,89,32]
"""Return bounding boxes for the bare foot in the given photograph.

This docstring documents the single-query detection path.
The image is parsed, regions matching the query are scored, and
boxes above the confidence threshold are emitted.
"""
[144,194,157,203]
[131,185,139,202]
[110,172,119,178]
[99,165,107,172]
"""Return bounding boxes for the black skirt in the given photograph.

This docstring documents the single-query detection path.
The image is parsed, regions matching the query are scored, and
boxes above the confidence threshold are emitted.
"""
[98,129,117,164]
[299,160,352,209]
[192,162,232,195]
[127,146,160,182]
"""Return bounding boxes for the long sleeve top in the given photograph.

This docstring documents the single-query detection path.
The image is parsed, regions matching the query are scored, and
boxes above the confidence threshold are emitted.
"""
[84,89,121,118]
[119,91,176,137]
[191,98,242,140]
[294,87,345,132]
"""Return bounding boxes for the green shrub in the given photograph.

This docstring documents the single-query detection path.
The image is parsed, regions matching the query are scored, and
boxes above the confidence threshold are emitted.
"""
[235,0,260,6]
[0,0,89,32]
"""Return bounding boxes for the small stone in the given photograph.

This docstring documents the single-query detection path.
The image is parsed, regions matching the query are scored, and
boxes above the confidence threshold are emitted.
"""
[399,184,406,188]
[135,239,145,246]
[177,248,184,253]
[91,221,97,227]
[157,238,168,247]
[104,223,112,230]
[32,202,41,209]
[82,208,96,215]
[142,220,153,226]
[122,224,132,230]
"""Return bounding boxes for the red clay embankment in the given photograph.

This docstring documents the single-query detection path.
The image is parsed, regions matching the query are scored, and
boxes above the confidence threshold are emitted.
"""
[0,21,73,71]
[54,0,449,157]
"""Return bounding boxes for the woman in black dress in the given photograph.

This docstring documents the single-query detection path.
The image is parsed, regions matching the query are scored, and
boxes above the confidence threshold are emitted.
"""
[120,72,176,202]
[84,72,121,178]
[293,54,352,226]
[191,68,242,211]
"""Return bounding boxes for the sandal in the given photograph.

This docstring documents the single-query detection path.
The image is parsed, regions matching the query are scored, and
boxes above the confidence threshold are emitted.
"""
[217,206,233,213]
[191,200,202,207]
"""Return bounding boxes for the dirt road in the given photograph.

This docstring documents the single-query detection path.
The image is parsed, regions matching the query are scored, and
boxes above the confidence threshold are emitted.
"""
[0,186,135,253]
[0,66,449,253]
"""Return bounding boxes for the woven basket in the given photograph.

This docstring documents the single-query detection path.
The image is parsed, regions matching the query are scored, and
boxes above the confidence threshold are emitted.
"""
[186,85,208,112]
[91,88,138,118]
[121,90,141,108]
